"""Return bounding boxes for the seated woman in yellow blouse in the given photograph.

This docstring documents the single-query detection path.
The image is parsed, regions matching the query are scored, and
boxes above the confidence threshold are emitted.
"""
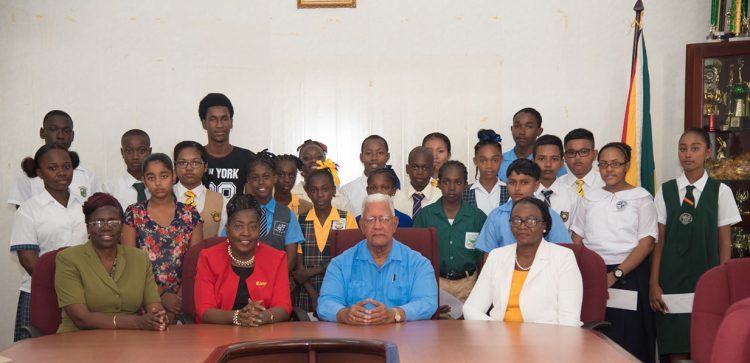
[55,193,168,333]
[463,197,583,327]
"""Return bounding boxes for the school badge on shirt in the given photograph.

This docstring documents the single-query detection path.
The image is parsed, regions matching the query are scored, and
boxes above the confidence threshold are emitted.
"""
[272,221,288,236]
[211,211,221,222]
[78,186,88,198]
[331,218,346,230]
[559,211,569,223]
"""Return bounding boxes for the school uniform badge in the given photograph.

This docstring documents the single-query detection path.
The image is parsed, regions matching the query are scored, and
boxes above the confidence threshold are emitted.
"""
[79,186,88,198]
[211,211,221,222]
[560,211,569,222]
[679,212,693,225]
[272,221,288,236]
[616,200,627,210]
[332,218,346,230]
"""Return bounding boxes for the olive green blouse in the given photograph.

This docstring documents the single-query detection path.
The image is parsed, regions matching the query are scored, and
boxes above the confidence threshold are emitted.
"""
[55,241,161,333]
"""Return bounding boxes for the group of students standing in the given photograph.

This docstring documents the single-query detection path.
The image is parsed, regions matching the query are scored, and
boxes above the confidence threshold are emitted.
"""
[8,93,739,363]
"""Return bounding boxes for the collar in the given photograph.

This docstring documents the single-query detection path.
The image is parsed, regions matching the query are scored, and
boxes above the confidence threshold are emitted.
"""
[676,171,708,192]
[305,207,341,222]
[123,173,141,185]
[355,238,404,263]
[499,199,514,211]
[503,147,533,162]
[174,183,206,197]
[261,198,277,211]
[471,179,505,193]
[580,167,601,186]
[432,198,474,219]
[404,180,433,196]
[39,188,85,208]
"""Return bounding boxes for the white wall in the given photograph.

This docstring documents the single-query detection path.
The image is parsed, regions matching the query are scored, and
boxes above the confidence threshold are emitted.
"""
[0,0,706,349]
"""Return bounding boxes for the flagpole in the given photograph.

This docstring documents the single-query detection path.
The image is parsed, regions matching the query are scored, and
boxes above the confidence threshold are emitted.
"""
[630,0,644,78]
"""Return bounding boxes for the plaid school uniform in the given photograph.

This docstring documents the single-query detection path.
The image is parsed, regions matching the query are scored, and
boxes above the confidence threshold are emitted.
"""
[461,183,509,208]
[293,209,355,312]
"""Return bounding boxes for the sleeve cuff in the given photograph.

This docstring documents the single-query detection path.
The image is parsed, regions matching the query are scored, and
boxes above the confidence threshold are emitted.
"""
[10,244,40,252]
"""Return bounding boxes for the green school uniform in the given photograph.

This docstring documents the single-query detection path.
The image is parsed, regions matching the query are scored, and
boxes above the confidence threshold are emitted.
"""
[656,178,719,354]
[413,198,487,275]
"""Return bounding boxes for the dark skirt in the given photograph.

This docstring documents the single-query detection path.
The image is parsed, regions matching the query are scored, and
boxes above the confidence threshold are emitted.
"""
[14,291,31,342]
[605,260,656,363]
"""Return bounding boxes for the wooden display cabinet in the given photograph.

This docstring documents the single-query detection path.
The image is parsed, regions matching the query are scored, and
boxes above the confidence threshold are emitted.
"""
[685,39,750,258]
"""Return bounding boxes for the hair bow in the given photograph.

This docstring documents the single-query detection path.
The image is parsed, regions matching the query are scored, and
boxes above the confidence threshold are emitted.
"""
[384,164,401,190]
[479,132,502,144]
[315,159,340,187]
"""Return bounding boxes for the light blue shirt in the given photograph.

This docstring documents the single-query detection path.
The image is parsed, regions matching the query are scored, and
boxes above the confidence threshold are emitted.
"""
[498,147,568,182]
[475,200,572,253]
[219,199,304,245]
[317,239,438,322]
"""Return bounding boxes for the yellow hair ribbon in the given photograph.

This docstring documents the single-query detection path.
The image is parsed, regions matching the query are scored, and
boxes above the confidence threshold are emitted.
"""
[315,159,340,187]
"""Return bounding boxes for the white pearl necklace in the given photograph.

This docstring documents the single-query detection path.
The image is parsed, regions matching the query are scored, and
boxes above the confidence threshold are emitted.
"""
[227,242,255,268]
[515,255,531,271]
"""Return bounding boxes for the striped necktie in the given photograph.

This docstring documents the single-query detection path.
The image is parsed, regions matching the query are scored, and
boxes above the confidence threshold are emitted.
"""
[184,190,197,208]
[575,180,585,198]
[682,185,696,208]
[541,189,553,207]
[412,193,426,217]
[259,206,268,238]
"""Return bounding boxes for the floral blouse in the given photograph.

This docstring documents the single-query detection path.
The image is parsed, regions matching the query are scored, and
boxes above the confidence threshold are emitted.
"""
[125,201,201,294]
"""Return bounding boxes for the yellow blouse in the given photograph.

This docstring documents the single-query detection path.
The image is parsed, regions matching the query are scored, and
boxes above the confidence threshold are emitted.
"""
[503,269,529,323]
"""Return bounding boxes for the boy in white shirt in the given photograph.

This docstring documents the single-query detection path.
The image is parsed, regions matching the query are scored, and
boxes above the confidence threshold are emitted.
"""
[559,128,605,198]
[102,129,152,209]
[533,135,580,229]
[340,135,390,216]
[8,110,99,207]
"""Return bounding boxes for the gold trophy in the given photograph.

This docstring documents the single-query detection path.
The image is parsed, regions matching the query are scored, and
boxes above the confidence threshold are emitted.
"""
[717,136,728,161]
[735,189,749,214]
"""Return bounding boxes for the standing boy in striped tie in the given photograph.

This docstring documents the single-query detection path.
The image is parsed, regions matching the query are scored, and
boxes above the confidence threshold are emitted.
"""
[532,135,580,229]
[559,128,605,198]
[393,146,442,219]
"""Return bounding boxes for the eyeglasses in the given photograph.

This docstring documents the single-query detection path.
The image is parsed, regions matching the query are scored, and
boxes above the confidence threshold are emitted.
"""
[564,148,592,158]
[87,220,122,228]
[175,160,205,169]
[597,161,626,169]
[364,216,393,225]
[229,223,259,232]
[509,216,543,229]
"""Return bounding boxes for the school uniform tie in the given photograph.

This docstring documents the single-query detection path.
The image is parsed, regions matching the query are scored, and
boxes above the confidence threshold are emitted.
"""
[541,189,553,207]
[133,182,147,203]
[412,192,426,217]
[682,185,696,208]
[258,206,269,238]
[575,180,585,198]
[184,191,197,208]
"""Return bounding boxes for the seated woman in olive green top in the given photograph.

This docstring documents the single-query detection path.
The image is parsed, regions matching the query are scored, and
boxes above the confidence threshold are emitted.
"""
[55,193,168,333]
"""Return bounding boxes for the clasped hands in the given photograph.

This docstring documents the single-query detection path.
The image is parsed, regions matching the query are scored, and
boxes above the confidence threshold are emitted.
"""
[235,299,271,327]
[341,299,398,325]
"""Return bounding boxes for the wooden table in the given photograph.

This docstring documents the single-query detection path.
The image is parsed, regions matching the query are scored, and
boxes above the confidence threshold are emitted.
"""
[0,321,637,362]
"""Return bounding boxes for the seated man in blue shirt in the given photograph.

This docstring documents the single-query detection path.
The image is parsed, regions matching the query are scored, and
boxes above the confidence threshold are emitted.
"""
[476,159,571,257]
[317,193,438,324]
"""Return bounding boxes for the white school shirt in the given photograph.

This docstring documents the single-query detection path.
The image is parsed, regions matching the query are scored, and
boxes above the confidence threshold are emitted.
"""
[558,167,605,197]
[471,179,506,216]
[570,187,658,265]
[654,171,741,227]
[291,180,354,213]
[9,189,87,292]
[340,174,368,216]
[7,165,99,206]
[173,183,228,229]
[392,180,442,218]
[102,173,149,211]
[535,179,581,229]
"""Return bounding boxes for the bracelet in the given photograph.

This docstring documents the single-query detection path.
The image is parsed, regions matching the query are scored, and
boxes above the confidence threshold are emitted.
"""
[232,310,241,326]
[113,314,118,329]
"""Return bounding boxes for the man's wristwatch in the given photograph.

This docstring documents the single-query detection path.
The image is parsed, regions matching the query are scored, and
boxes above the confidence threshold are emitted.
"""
[613,268,624,279]
[394,309,402,323]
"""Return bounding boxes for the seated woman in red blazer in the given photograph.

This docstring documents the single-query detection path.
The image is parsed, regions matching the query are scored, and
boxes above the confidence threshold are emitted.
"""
[194,194,292,326]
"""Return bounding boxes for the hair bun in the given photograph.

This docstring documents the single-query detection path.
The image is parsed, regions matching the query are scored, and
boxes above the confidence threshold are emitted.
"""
[477,129,502,144]
[21,157,37,178]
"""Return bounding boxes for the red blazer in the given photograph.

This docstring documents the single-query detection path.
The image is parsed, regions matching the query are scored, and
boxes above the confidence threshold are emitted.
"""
[194,241,291,323]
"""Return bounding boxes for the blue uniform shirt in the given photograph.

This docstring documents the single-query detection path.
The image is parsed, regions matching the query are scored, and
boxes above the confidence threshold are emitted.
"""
[474,199,572,253]
[498,147,568,182]
[317,239,438,322]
